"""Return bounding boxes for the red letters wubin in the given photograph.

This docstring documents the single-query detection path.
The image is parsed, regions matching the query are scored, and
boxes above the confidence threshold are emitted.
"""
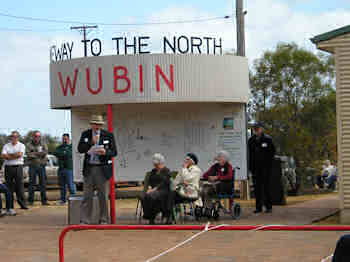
[57,64,174,96]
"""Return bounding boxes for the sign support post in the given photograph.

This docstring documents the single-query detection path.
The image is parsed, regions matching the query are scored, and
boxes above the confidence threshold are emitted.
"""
[107,104,116,224]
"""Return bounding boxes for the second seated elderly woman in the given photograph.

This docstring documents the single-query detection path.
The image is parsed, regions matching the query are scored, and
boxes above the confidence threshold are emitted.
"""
[170,153,202,208]
[201,150,234,208]
[139,153,171,225]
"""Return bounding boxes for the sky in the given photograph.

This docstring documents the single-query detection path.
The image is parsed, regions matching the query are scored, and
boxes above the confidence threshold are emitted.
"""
[0,0,348,137]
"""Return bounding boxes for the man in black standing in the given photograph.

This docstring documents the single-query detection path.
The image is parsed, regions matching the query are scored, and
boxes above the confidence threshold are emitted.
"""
[248,122,276,214]
[78,114,117,224]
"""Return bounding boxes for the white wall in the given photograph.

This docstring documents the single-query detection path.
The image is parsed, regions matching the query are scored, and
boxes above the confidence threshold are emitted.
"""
[71,102,247,182]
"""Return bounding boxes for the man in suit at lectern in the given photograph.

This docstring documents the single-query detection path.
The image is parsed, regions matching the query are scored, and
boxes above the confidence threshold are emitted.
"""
[78,114,117,224]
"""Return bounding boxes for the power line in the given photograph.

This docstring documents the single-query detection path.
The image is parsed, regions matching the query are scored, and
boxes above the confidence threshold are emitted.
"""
[0,19,233,33]
[0,11,231,26]
[0,27,66,32]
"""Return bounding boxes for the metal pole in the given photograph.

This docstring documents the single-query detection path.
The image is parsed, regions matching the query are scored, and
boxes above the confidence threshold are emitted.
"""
[236,0,249,199]
[236,0,245,57]
[70,25,98,57]
[107,104,116,224]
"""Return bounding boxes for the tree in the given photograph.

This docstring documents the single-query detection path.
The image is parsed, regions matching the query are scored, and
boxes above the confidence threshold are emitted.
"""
[250,42,336,169]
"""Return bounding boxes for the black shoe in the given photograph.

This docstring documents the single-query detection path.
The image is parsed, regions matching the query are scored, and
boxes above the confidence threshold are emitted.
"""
[253,209,262,214]
[42,202,50,206]
[20,205,29,210]
[165,217,173,225]
[265,209,272,213]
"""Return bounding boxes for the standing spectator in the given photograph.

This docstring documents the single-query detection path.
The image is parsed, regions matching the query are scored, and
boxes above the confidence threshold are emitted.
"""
[78,114,117,225]
[0,131,27,214]
[54,133,76,205]
[0,179,14,216]
[248,122,276,214]
[26,131,49,205]
[324,160,337,191]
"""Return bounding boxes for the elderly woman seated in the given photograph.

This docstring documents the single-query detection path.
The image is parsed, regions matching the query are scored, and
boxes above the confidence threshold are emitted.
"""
[139,153,171,225]
[169,153,202,211]
[201,150,234,208]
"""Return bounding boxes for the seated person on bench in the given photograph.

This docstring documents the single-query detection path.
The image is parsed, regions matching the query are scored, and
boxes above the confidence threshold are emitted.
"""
[139,153,171,225]
[169,153,202,208]
[201,150,234,208]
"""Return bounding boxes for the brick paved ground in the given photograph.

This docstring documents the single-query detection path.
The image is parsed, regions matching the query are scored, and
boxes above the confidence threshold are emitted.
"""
[0,194,342,262]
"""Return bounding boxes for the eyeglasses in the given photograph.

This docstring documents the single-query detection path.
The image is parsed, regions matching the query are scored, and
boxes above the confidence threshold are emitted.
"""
[11,136,19,138]
[34,135,41,138]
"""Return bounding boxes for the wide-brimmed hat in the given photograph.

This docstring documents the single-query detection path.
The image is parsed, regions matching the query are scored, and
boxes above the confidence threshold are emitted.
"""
[90,114,105,125]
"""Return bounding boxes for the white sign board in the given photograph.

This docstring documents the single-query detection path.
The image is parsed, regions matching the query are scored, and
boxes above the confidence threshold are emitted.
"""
[71,103,248,182]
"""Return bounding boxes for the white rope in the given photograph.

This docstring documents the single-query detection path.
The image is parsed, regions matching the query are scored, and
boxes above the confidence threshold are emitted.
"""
[251,225,285,232]
[320,254,333,262]
[144,222,229,262]
[143,223,336,262]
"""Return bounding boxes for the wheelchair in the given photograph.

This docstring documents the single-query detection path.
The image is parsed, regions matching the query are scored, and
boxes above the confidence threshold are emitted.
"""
[194,167,242,221]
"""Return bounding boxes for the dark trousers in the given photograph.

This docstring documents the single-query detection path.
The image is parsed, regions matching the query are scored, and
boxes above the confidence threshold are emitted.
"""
[333,235,350,262]
[28,165,47,203]
[140,189,171,221]
[4,165,26,208]
[253,168,272,211]
[0,183,13,210]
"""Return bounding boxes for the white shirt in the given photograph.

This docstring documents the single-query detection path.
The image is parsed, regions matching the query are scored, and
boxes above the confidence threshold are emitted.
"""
[1,142,26,166]
[325,165,337,178]
[88,130,101,164]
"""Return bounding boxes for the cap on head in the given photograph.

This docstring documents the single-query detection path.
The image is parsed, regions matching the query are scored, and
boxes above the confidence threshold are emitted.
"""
[186,153,198,165]
[253,122,264,129]
[90,115,105,125]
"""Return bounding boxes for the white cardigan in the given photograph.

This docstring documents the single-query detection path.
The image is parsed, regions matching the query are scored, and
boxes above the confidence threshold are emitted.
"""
[173,165,202,199]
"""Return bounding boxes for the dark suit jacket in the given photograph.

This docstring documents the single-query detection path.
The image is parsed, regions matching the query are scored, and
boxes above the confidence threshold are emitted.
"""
[77,129,117,180]
[248,133,276,175]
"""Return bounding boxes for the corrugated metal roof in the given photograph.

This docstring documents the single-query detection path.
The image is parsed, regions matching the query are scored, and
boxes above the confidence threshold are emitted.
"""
[311,25,350,44]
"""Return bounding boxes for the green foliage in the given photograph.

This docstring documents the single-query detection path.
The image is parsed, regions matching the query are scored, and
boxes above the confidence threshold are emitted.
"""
[250,42,336,169]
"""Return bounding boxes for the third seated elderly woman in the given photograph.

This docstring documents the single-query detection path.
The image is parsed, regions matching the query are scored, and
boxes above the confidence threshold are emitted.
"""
[201,150,234,208]
[139,153,171,225]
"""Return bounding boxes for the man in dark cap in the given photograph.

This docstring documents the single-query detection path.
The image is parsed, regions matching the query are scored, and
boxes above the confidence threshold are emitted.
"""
[248,122,276,213]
